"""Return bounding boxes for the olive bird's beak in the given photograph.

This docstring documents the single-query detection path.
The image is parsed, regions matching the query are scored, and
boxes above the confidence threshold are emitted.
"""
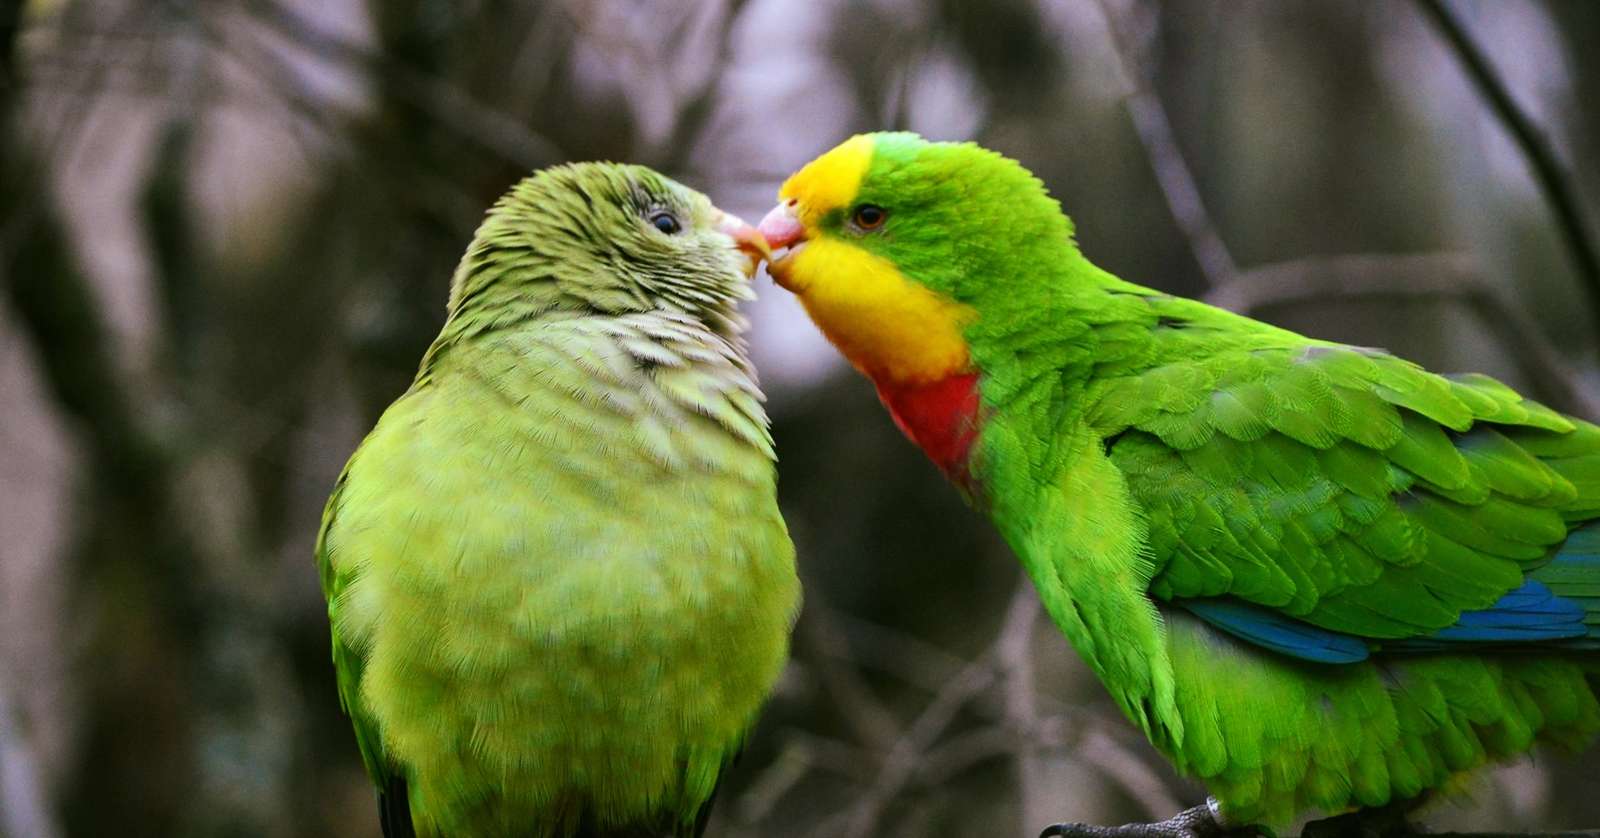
[757,200,807,288]
[716,211,770,279]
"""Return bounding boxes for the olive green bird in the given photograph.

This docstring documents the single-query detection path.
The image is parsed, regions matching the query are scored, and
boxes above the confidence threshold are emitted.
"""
[757,133,1600,835]
[315,163,799,837]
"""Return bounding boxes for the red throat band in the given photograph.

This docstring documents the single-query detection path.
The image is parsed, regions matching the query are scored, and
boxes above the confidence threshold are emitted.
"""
[873,372,981,483]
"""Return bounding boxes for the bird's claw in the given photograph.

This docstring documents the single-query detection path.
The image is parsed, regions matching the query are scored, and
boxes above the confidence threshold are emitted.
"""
[1040,800,1262,838]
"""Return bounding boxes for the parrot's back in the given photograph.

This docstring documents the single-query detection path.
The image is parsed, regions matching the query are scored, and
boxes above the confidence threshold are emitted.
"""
[317,311,798,837]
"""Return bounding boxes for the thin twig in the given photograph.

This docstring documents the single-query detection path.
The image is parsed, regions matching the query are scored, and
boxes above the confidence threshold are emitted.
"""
[191,14,488,230]
[238,0,566,171]
[729,739,818,828]
[1413,0,1600,339]
[830,653,1000,838]
[1204,251,1600,418]
[778,731,883,784]
[794,602,904,753]
[912,724,1023,790]
[1074,728,1185,820]
[1091,0,1237,288]
[652,0,751,175]
[828,610,974,694]
[1,182,206,631]
[997,574,1047,828]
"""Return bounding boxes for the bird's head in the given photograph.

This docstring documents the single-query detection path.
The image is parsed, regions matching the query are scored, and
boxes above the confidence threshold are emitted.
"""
[757,132,1075,387]
[448,162,768,332]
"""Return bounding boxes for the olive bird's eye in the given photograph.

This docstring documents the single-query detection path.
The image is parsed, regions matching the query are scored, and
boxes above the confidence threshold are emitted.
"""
[649,211,683,235]
[851,203,887,230]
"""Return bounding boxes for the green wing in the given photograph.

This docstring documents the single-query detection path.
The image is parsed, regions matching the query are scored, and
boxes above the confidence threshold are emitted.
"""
[1086,305,1600,640]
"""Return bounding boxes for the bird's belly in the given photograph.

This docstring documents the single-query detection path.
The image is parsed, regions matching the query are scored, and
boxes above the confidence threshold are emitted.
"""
[1155,609,1600,827]
[339,457,796,833]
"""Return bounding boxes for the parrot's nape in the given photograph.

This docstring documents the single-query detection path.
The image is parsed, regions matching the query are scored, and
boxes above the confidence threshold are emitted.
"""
[759,132,1600,836]
[316,163,799,837]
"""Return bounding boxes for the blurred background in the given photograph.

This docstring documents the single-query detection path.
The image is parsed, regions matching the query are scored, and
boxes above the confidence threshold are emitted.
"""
[4,0,1600,835]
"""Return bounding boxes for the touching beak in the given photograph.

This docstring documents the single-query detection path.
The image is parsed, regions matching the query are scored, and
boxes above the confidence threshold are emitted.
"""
[758,200,806,251]
[757,200,807,286]
[716,210,770,278]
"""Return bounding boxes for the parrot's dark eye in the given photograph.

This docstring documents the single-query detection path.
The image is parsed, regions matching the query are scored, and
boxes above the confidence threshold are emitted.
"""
[648,211,683,235]
[851,203,887,231]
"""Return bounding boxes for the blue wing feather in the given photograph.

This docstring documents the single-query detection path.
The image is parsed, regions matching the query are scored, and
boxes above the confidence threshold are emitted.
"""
[1179,598,1371,663]
[1180,526,1600,663]
[1415,580,1586,641]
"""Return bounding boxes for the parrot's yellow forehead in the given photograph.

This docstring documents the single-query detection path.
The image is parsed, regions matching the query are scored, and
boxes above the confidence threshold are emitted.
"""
[778,134,875,221]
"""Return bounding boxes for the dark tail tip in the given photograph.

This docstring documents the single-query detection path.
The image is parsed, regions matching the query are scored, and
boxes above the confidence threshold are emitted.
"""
[379,775,417,838]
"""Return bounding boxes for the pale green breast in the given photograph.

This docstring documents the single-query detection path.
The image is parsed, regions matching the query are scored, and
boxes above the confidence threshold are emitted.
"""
[321,312,798,836]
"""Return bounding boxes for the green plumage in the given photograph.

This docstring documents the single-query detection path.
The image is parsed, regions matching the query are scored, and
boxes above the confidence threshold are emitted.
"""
[837,133,1600,828]
[316,164,799,837]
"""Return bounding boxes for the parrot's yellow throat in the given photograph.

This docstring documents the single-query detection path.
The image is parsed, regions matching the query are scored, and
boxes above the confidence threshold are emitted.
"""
[761,135,975,387]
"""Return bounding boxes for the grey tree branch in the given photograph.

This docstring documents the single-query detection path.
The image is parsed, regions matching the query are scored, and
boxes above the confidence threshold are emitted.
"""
[1074,728,1184,821]
[827,652,997,838]
[794,601,905,753]
[830,610,975,694]
[1,142,205,632]
[1091,0,1237,288]
[830,582,1049,838]
[997,574,1048,829]
[913,725,1025,789]
[729,738,829,829]
[1413,0,1600,340]
[1204,251,1600,419]
[0,18,286,830]
[651,0,750,175]
[238,0,566,171]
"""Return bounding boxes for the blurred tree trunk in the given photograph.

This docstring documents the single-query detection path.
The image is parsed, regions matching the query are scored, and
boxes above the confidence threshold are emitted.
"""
[1,25,200,838]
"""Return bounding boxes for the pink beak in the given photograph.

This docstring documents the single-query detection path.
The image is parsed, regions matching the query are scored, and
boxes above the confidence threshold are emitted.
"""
[757,200,806,251]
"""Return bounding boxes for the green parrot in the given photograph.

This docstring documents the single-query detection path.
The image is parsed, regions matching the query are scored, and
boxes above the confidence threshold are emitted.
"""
[316,163,799,837]
[756,133,1600,835]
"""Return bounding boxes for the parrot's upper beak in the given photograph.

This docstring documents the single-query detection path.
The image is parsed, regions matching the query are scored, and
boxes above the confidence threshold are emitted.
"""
[716,210,770,279]
[757,200,807,287]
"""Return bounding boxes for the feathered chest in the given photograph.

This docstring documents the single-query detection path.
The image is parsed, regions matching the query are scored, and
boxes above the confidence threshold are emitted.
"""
[448,311,777,476]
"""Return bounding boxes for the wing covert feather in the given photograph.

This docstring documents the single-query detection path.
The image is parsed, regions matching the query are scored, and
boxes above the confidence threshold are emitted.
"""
[1093,341,1592,641]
